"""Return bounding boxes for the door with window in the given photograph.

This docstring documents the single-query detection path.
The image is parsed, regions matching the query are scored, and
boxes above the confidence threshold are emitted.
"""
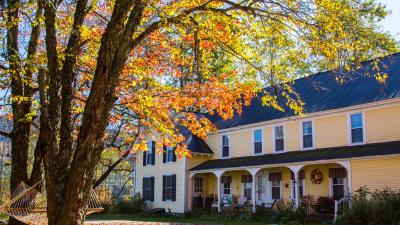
[194,177,204,196]
[257,175,266,204]
[329,168,347,200]
[193,176,204,208]
[269,172,282,201]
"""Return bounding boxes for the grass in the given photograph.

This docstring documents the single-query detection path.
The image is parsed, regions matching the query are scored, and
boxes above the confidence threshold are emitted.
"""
[87,213,323,225]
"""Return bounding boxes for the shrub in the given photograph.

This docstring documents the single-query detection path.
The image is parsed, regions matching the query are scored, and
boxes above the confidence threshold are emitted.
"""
[251,202,306,224]
[315,196,334,214]
[108,193,145,214]
[336,187,400,225]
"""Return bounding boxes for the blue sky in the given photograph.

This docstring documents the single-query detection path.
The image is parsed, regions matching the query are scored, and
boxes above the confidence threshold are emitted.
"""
[378,0,400,41]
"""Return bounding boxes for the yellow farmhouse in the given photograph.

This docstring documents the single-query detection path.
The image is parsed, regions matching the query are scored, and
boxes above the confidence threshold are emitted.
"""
[134,53,400,214]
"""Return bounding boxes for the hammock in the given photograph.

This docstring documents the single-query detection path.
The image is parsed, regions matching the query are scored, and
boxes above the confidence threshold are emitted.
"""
[0,180,103,225]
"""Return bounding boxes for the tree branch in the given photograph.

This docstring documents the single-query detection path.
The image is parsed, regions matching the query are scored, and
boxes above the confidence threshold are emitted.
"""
[0,130,11,138]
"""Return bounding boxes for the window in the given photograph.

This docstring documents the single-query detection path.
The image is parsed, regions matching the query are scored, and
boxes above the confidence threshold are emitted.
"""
[194,177,203,194]
[271,180,281,200]
[222,134,230,157]
[142,177,154,201]
[243,182,252,200]
[302,121,313,149]
[332,177,345,200]
[166,146,174,163]
[292,179,304,199]
[350,113,364,144]
[163,174,176,201]
[298,179,304,197]
[253,129,263,154]
[257,176,265,202]
[143,141,155,166]
[274,126,284,152]
[223,183,231,195]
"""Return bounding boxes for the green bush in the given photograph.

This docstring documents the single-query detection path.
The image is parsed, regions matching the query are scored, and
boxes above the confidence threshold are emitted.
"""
[315,196,334,214]
[251,202,306,224]
[108,193,145,214]
[336,187,400,225]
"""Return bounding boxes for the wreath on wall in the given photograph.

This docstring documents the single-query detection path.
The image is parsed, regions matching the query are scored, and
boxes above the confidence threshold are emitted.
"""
[311,169,323,184]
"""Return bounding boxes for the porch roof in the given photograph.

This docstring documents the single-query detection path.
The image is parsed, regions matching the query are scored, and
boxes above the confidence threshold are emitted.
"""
[189,141,400,171]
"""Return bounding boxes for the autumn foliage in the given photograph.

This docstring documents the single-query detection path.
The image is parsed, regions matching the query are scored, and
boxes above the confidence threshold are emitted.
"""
[0,0,398,224]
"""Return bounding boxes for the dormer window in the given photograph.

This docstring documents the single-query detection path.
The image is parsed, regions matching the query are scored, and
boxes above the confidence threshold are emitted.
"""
[350,113,364,144]
[222,134,230,158]
[274,126,285,152]
[253,129,263,154]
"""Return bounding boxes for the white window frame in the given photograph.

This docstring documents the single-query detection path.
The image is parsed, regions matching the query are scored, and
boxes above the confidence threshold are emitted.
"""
[222,182,231,195]
[242,182,252,200]
[329,177,347,200]
[165,146,174,163]
[291,178,305,199]
[193,176,204,195]
[348,112,366,146]
[221,133,230,158]
[273,125,285,153]
[300,120,315,150]
[270,179,282,200]
[253,128,263,155]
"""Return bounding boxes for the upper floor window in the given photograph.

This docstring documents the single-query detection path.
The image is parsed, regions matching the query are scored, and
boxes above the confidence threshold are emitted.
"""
[253,129,263,154]
[143,141,155,166]
[163,146,176,163]
[222,134,230,157]
[350,113,364,144]
[274,126,284,152]
[302,121,313,149]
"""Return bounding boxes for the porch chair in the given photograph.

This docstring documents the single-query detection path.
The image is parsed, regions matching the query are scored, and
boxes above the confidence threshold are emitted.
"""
[221,195,233,211]
[234,196,247,212]
[263,199,277,210]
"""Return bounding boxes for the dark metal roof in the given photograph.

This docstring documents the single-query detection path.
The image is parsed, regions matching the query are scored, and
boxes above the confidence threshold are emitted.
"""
[190,141,400,171]
[180,127,214,155]
[208,53,400,130]
[187,135,213,155]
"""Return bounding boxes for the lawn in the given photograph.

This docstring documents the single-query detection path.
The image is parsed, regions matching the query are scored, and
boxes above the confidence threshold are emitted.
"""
[87,213,323,225]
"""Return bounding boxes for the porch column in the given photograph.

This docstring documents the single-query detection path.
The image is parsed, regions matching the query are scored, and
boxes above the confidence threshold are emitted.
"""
[247,168,261,213]
[338,160,352,207]
[189,173,196,211]
[338,161,352,194]
[212,170,225,212]
[287,165,304,208]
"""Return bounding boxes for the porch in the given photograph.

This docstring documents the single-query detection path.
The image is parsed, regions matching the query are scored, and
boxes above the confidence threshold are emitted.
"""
[189,161,351,216]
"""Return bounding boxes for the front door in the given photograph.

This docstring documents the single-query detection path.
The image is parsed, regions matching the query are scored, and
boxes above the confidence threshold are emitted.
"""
[193,177,204,208]
[257,175,266,205]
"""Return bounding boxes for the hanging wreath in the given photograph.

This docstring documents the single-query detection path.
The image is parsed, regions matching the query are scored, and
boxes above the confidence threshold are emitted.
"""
[311,169,323,184]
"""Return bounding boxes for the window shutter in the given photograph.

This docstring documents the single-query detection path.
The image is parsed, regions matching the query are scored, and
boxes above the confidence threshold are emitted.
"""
[162,175,166,201]
[151,141,156,165]
[173,147,177,162]
[163,145,166,163]
[150,177,154,201]
[142,177,146,200]
[143,151,147,166]
[172,174,176,201]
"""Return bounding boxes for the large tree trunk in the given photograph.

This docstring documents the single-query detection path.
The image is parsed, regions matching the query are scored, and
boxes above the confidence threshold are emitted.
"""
[43,1,144,224]
[6,0,41,224]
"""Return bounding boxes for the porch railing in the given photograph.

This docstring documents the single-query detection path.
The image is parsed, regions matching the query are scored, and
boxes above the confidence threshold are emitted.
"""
[334,193,352,222]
